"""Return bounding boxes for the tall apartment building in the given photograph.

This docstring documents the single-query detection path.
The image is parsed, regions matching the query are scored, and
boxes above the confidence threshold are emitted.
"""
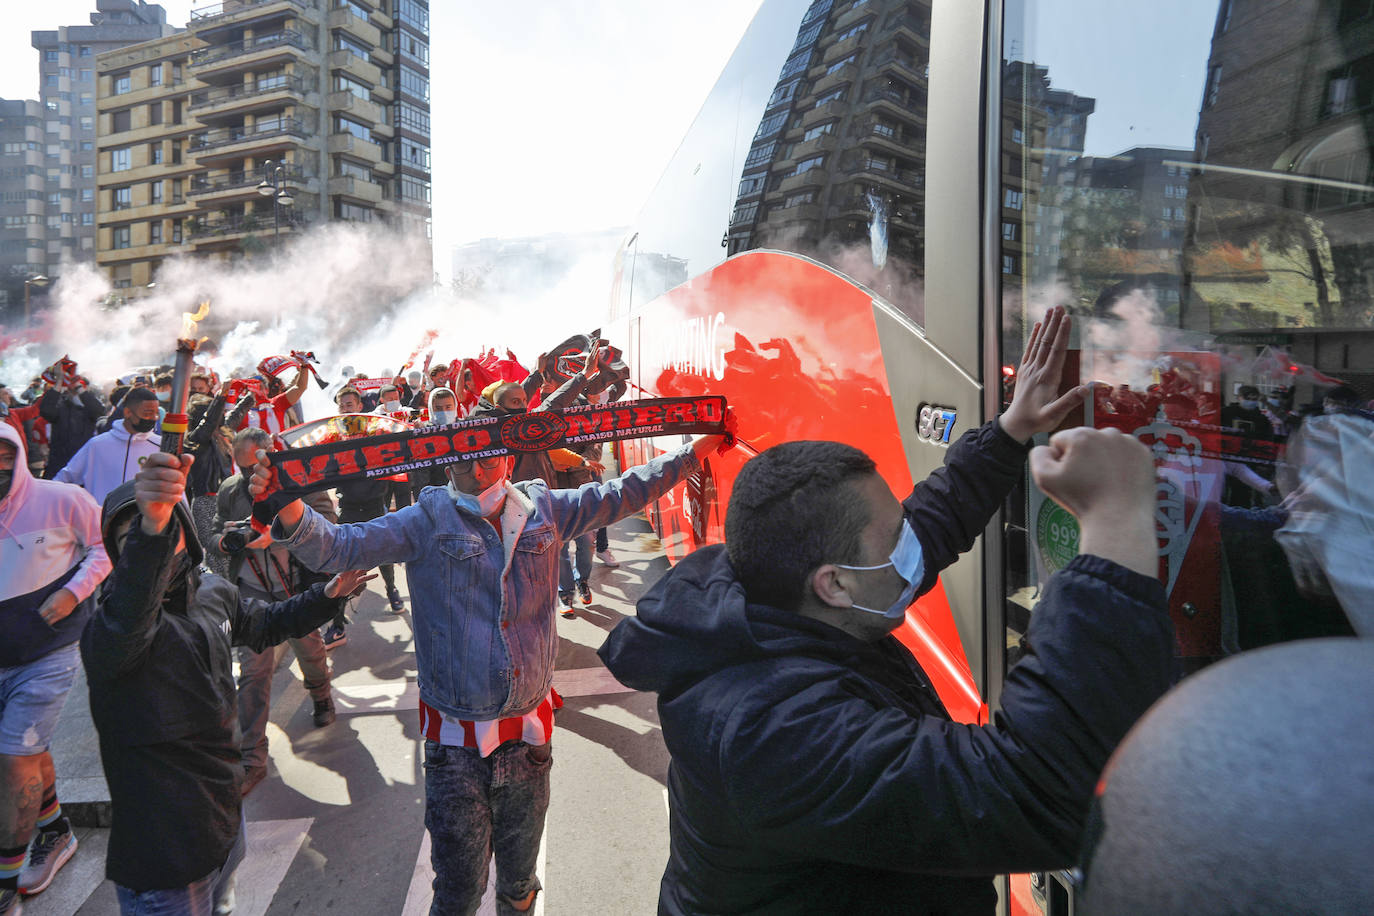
[95,0,432,295]
[29,2,176,282]
[726,0,932,297]
[0,100,48,317]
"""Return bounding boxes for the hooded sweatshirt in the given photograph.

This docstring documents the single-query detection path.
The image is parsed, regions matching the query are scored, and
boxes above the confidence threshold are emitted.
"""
[0,423,111,666]
[54,419,161,506]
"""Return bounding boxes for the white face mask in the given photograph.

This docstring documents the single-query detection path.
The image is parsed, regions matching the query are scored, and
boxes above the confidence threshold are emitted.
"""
[432,409,457,426]
[835,522,926,620]
[452,476,507,516]
[383,399,401,413]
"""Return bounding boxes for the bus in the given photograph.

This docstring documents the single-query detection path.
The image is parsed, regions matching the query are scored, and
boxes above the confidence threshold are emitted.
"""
[604,0,1369,912]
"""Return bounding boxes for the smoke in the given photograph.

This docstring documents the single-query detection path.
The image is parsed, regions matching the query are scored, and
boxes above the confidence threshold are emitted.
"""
[0,223,615,418]
[865,191,888,271]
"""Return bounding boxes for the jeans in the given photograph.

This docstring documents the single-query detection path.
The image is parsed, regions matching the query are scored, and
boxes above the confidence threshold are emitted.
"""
[0,642,80,756]
[235,624,331,769]
[558,532,593,594]
[115,814,244,916]
[595,527,609,552]
[423,739,552,916]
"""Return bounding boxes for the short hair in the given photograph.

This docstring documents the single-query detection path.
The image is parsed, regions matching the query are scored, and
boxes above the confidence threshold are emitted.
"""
[154,374,173,388]
[379,384,398,398]
[122,387,158,409]
[493,382,524,407]
[335,386,363,405]
[724,441,877,610]
[1237,385,1259,399]
[232,427,272,453]
[430,389,457,407]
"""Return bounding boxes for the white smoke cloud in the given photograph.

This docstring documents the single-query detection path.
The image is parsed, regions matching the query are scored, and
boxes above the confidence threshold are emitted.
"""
[1,223,615,418]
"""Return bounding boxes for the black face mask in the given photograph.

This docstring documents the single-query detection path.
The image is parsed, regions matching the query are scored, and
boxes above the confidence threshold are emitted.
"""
[128,415,157,433]
[0,469,12,501]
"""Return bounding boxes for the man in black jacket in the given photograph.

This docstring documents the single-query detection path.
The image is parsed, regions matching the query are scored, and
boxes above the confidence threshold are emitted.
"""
[38,379,105,480]
[599,307,1176,914]
[84,453,371,915]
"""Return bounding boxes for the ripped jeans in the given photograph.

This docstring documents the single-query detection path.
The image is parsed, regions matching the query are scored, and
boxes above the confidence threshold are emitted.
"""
[423,738,552,916]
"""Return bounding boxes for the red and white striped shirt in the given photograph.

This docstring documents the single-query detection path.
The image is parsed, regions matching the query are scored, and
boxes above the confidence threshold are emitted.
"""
[238,392,296,434]
[418,690,563,758]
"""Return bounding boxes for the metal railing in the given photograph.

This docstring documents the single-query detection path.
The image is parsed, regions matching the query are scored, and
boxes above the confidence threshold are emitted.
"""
[191,31,310,66]
[189,75,306,110]
[189,163,307,194]
[187,212,299,240]
[189,117,306,151]
[190,0,318,24]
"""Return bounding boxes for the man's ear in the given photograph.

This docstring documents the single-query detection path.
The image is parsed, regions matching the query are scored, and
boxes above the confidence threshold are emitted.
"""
[809,564,854,610]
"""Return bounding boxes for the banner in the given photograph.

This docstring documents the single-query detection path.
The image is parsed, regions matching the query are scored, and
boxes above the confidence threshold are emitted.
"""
[349,377,393,394]
[252,396,729,525]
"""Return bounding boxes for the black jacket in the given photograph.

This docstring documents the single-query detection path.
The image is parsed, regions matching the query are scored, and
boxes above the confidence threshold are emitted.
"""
[185,394,254,499]
[82,520,344,891]
[38,387,105,478]
[599,421,1175,915]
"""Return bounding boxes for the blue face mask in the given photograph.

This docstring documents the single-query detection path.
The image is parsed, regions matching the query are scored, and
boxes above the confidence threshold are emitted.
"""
[835,522,926,620]
[432,409,458,426]
[1240,399,1259,410]
[452,475,508,517]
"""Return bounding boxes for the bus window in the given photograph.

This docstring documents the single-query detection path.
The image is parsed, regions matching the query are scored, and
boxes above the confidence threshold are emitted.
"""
[621,0,931,328]
[1000,0,1367,683]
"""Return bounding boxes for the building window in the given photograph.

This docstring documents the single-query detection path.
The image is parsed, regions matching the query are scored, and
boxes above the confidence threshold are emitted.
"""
[400,138,430,168]
[783,191,815,208]
[80,141,93,151]
[399,66,430,101]
[730,201,759,225]
[81,165,94,178]
[1002,221,1018,241]
[766,80,801,109]
[80,69,92,82]
[802,121,834,142]
[335,73,371,100]
[826,54,857,76]
[401,33,429,65]
[172,220,182,243]
[755,111,788,140]
[738,175,765,197]
[779,50,812,80]
[114,226,131,249]
[335,200,374,221]
[151,181,162,204]
[400,175,431,202]
[114,73,131,95]
[111,148,132,171]
[45,50,59,62]
[79,46,91,57]
[743,141,777,169]
[81,188,93,202]
[1003,188,1023,210]
[1011,127,1024,144]
[1205,65,1222,108]
[112,109,131,132]
[150,221,162,244]
[149,65,162,86]
[114,187,132,209]
[834,22,869,42]
[396,0,430,31]
[793,154,825,175]
[79,116,93,130]
[335,116,372,141]
[148,103,162,126]
[150,143,163,164]
[1001,254,1018,274]
[398,101,430,133]
[334,32,373,59]
[815,87,847,105]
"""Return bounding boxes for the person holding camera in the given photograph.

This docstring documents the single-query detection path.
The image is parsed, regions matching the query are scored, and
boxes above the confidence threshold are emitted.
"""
[212,428,339,798]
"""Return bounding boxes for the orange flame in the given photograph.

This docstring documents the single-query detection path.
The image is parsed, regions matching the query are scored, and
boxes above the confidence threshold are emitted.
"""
[181,301,211,341]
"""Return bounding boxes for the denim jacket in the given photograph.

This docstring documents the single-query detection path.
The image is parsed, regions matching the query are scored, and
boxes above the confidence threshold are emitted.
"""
[274,443,700,720]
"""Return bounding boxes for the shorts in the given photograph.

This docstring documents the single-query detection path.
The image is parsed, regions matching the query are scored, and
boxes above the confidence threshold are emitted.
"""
[0,642,81,757]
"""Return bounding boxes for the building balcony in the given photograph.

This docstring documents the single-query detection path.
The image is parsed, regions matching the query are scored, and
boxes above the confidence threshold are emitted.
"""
[800,100,850,129]
[859,123,924,158]
[190,31,313,76]
[328,8,383,48]
[821,31,867,64]
[328,91,387,128]
[791,132,838,161]
[189,117,309,158]
[831,2,872,32]
[372,157,394,176]
[886,13,931,47]
[861,87,925,120]
[765,202,821,224]
[328,175,384,204]
[811,64,858,99]
[328,50,383,87]
[190,0,322,30]
[778,168,829,194]
[842,159,923,193]
[190,75,308,117]
[188,211,299,242]
[327,131,385,162]
[872,45,926,85]
[189,163,309,201]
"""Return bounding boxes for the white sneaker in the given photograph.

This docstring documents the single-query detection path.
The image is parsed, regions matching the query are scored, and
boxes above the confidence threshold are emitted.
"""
[595,549,620,567]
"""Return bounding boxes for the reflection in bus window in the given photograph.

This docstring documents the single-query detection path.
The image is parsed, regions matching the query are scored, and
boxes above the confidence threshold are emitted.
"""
[1001,0,1369,678]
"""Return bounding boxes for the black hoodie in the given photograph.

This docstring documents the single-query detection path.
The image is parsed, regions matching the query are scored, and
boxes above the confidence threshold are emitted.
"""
[600,422,1175,915]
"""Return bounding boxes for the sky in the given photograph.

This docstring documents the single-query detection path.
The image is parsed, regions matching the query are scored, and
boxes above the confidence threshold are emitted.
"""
[0,0,763,281]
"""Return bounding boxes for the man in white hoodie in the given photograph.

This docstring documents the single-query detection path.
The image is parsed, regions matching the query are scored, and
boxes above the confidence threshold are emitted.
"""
[0,424,111,914]
[55,388,161,507]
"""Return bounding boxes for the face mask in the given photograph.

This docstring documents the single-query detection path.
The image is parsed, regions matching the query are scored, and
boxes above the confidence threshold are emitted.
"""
[432,409,457,426]
[128,416,156,434]
[1268,397,1283,408]
[0,469,12,501]
[157,391,171,403]
[453,476,508,517]
[836,522,926,620]
[1240,399,1258,410]
[383,400,401,413]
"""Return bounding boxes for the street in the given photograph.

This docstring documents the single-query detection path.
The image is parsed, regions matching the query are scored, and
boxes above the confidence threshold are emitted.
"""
[34,514,680,916]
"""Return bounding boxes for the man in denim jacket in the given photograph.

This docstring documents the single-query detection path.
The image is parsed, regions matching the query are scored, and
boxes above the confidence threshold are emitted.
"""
[251,429,727,915]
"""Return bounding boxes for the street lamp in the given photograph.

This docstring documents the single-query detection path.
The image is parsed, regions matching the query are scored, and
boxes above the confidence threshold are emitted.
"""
[255,159,294,247]
[23,274,48,326]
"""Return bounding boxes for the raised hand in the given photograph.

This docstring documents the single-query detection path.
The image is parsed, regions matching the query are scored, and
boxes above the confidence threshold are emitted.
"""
[1001,306,1090,443]
[135,452,194,535]
[325,569,378,599]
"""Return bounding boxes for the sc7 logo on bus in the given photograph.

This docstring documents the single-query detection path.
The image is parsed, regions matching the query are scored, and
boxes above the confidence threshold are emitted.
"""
[916,404,957,445]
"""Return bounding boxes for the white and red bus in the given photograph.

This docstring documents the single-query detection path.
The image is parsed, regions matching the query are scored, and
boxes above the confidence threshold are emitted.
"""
[605,0,1370,911]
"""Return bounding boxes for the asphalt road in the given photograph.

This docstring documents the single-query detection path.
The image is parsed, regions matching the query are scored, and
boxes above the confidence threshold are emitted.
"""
[30,513,678,916]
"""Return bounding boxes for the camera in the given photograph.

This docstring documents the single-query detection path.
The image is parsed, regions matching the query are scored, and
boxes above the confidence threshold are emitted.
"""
[218,521,252,554]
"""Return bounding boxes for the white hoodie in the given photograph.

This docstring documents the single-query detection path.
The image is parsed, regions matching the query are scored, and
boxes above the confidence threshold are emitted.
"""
[55,419,161,506]
[0,423,111,665]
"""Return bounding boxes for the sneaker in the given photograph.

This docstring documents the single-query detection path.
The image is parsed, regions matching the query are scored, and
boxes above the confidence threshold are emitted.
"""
[0,888,23,915]
[577,580,592,605]
[322,623,347,651]
[595,549,620,567]
[558,590,576,619]
[387,586,406,614]
[212,875,236,916]
[240,764,268,798]
[18,827,76,895]
[313,697,336,727]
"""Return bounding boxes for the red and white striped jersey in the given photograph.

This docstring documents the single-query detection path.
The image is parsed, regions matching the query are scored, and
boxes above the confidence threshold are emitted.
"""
[417,690,563,758]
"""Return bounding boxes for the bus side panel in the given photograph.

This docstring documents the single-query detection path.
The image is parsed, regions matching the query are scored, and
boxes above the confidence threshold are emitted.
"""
[627,250,984,721]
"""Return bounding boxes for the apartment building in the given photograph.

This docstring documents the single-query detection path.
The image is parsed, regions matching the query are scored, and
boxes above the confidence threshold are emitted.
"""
[0,100,48,317]
[95,0,433,295]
